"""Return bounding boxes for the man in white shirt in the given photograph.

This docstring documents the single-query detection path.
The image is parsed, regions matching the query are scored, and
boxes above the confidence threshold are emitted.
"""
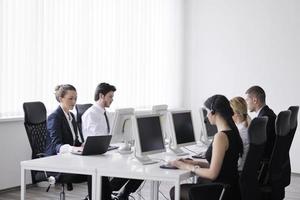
[82,83,114,139]
[82,82,142,200]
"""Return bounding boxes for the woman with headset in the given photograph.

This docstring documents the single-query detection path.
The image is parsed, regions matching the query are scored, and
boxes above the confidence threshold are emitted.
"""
[169,95,243,200]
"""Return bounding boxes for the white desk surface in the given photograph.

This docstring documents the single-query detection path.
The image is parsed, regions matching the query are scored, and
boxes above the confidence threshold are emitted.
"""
[21,144,206,200]
[21,154,98,200]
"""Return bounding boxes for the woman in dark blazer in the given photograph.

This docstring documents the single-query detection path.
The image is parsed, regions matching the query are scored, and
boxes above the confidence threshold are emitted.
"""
[45,84,112,200]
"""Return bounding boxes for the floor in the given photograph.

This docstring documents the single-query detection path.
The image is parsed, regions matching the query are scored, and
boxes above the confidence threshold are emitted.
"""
[0,174,299,200]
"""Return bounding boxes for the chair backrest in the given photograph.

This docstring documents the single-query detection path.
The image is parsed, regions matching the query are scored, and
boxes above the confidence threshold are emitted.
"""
[23,101,48,184]
[76,103,92,138]
[281,106,299,187]
[266,110,291,185]
[189,183,227,200]
[23,101,47,159]
[287,106,299,149]
[240,117,268,200]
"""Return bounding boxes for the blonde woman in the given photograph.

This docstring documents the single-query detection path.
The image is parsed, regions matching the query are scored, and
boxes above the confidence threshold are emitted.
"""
[230,96,251,171]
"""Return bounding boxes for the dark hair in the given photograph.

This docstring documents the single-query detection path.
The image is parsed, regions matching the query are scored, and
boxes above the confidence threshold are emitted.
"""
[245,85,266,104]
[94,82,116,101]
[54,84,76,102]
[204,94,243,157]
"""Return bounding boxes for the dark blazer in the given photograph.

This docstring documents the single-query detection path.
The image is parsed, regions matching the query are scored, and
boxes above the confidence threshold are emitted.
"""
[258,105,277,159]
[45,106,83,156]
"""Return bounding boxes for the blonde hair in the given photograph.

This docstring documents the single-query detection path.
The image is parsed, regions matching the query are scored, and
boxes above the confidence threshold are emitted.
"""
[230,96,250,127]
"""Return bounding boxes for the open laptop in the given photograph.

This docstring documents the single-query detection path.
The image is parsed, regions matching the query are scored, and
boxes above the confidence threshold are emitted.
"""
[72,135,112,155]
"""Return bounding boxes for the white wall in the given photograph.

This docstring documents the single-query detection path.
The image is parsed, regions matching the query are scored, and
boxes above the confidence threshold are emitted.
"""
[0,120,32,190]
[184,0,300,173]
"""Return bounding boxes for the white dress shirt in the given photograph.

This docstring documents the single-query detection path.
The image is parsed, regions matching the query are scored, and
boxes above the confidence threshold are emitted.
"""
[81,103,110,140]
[59,105,82,153]
[236,121,249,171]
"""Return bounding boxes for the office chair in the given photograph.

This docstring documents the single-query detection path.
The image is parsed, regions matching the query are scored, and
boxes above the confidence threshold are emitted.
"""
[23,101,71,200]
[240,117,267,200]
[188,182,228,200]
[260,110,291,200]
[76,103,92,139]
[23,101,48,183]
[281,106,299,188]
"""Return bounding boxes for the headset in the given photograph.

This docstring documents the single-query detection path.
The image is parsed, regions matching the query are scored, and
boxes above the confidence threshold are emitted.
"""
[210,96,217,115]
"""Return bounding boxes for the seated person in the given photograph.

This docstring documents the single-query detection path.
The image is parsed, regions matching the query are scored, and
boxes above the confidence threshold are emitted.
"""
[82,82,143,200]
[230,96,251,171]
[45,84,112,200]
[245,85,276,160]
[169,95,243,200]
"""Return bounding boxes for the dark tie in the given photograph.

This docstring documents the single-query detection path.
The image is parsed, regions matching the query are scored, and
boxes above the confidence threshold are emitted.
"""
[104,111,110,134]
[70,113,81,146]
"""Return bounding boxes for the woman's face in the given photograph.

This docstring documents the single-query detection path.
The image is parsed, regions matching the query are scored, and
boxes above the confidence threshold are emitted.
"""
[206,108,215,125]
[60,90,77,111]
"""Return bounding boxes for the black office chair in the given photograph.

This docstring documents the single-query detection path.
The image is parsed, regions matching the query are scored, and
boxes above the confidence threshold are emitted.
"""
[281,106,299,188]
[188,183,228,200]
[23,101,48,183]
[23,102,71,200]
[240,117,268,200]
[76,103,92,139]
[260,110,291,200]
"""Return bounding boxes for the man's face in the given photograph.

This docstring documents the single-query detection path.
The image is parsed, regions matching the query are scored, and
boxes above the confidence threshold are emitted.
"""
[101,91,114,108]
[245,93,256,112]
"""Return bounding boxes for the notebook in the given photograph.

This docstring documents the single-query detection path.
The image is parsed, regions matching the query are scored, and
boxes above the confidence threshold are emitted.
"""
[71,135,112,155]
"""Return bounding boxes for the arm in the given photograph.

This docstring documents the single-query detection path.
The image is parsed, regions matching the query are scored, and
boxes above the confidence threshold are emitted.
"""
[170,132,228,180]
[178,159,209,168]
[47,113,64,154]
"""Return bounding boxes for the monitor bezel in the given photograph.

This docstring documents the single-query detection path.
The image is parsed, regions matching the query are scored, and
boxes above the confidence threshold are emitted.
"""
[132,113,166,157]
[168,109,196,148]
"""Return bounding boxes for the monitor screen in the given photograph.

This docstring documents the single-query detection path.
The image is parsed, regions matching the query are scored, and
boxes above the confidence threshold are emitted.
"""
[172,112,196,145]
[136,116,165,153]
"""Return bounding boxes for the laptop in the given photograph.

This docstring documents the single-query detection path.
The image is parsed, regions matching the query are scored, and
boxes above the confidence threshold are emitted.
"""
[72,135,112,155]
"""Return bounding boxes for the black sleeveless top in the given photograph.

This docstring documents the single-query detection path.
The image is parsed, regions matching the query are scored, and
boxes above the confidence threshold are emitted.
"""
[205,130,241,200]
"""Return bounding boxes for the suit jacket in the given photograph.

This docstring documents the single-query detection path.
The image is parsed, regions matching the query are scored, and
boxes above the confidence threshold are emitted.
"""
[258,105,277,159]
[45,106,83,156]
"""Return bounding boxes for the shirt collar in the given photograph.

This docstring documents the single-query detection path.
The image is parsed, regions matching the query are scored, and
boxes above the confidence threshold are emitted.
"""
[256,105,266,117]
[60,105,72,120]
[94,103,105,114]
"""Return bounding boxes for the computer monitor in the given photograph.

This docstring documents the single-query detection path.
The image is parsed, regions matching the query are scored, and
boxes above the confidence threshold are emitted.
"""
[111,108,135,154]
[199,107,217,145]
[168,110,196,155]
[132,113,166,164]
[152,105,169,143]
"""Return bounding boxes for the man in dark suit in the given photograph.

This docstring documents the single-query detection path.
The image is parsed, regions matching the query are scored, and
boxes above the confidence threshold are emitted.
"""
[245,85,276,160]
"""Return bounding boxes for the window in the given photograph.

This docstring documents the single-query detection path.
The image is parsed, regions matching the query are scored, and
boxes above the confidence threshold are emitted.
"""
[0,0,184,117]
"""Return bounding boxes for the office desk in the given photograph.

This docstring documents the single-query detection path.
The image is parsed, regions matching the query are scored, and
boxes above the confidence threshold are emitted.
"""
[21,150,195,200]
[94,151,193,200]
[21,154,98,200]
